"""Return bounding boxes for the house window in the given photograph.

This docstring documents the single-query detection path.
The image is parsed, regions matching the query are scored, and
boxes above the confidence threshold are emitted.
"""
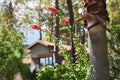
[40,57,53,68]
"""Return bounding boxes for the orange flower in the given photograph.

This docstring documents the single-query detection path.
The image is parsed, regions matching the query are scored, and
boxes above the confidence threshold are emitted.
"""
[48,6,59,14]
[62,17,69,25]
[31,24,41,30]
[58,51,64,56]
[62,60,67,64]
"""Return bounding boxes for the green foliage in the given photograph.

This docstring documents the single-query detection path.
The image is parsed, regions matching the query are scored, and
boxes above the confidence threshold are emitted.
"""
[107,0,120,79]
[0,26,22,79]
[108,28,120,79]
[108,28,120,80]
[37,39,91,80]
[0,1,35,80]
[37,1,90,79]
[19,63,37,80]
[37,65,54,80]
[0,25,34,80]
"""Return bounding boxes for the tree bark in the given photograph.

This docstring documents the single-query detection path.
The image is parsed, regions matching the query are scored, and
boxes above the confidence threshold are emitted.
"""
[88,20,110,80]
[54,0,63,64]
[39,32,42,40]
[49,14,53,42]
[38,0,42,40]
[67,0,76,64]
[82,0,110,79]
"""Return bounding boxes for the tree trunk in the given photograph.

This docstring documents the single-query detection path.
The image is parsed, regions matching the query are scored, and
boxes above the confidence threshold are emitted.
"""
[38,0,42,40]
[67,0,76,64]
[39,32,42,40]
[88,23,110,80]
[54,0,63,64]
[49,14,54,42]
[83,0,110,79]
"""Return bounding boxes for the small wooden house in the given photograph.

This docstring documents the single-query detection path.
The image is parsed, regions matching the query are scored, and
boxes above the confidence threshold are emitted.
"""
[27,40,70,71]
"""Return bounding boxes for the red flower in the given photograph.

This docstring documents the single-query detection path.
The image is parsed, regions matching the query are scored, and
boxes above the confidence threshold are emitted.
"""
[44,28,50,33]
[62,17,69,25]
[31,24,41,30]
[62,60,67,64]
[48,6,59,14]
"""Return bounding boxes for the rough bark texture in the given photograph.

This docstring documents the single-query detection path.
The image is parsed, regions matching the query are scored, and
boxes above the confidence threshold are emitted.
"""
[88,21,110,80]
[54,0,63,64]
[82,0,110,79]
[67,0,76,64]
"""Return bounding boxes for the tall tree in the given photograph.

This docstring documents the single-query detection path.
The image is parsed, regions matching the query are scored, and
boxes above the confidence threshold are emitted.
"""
[82,0,110,79]
[37,0,42,40]
[67,0,76,64]
[54,0,63,64]
[0,1,32,80]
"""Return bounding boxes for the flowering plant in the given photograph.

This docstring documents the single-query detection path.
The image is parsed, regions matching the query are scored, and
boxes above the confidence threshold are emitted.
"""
[61,17,69,25]
[31,24,50,33]
[37,5,91,80]
[62,60,67,64]
[48,6,59,14]
[31,24,41,30]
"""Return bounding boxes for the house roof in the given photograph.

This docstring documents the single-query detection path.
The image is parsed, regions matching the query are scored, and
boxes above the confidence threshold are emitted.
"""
[27,40,71,51]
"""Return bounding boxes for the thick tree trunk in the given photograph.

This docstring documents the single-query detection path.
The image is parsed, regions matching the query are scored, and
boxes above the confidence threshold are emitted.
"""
[88,21,110,80]
[82,0,110,79]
